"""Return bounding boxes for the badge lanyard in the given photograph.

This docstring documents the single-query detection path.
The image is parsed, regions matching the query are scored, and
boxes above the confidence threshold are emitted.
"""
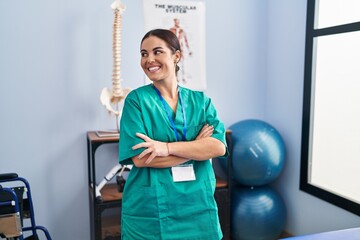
[153,85,195,181]
[153,85,187,141]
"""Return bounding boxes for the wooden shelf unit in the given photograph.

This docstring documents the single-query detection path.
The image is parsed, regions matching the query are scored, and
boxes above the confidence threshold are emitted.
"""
[87,132,121,240]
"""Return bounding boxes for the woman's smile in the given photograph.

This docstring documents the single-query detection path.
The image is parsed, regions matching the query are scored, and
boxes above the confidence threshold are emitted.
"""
[148,65,161,73]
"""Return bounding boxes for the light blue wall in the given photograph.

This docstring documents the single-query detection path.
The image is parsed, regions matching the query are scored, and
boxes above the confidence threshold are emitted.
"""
[0,0,358,239]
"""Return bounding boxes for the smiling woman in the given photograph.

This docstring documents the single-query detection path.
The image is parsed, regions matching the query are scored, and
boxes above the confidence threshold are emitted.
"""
[118,29,228,239]
[300,0,360,216]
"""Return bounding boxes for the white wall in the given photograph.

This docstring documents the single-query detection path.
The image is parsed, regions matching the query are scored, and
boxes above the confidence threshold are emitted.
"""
[0,0,359,239]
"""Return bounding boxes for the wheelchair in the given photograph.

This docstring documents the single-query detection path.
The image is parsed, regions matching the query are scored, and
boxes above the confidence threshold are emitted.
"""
[0,173,52,240]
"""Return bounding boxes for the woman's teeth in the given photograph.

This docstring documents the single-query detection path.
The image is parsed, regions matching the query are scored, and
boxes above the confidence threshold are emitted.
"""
[149,66,160,72]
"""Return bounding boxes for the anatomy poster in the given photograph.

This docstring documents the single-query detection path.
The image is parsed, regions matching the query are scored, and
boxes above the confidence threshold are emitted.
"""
[143,0,206,91]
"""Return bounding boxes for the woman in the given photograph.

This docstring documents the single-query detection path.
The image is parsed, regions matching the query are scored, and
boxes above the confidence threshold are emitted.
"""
[119,29,228,240]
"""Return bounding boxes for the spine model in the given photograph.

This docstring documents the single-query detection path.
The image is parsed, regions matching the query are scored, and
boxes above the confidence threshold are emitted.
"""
[100,0,130,130]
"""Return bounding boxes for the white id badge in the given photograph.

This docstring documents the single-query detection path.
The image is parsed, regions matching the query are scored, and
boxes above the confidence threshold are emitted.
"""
[171,164,196,182]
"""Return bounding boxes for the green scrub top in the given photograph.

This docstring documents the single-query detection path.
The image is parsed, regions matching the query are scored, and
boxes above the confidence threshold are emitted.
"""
[119,84,228,240]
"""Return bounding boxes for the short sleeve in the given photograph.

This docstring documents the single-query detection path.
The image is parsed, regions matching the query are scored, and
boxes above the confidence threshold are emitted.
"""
[119,92,146,165]
[204,96,229,159]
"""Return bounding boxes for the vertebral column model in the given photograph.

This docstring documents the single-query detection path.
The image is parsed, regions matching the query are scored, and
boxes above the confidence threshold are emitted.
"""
[100,0,130,130]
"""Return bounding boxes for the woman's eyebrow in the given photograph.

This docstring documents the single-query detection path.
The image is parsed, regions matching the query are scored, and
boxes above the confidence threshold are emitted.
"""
[152,47,163,51]
[140,46,164,53]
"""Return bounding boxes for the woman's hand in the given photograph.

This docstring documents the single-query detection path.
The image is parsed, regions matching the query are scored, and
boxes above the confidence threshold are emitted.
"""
[132,133,169,164]
[196,124,214,140]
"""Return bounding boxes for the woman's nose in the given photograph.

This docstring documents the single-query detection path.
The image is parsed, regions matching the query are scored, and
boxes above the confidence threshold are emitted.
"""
[147,56,155,63]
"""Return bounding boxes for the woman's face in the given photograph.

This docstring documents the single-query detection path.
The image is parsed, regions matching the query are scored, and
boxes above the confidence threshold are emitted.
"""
[140,36,180,82]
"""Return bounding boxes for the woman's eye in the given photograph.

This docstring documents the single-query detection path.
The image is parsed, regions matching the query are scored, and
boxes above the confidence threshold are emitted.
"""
[141,52,148,57]
[154,50,162,55]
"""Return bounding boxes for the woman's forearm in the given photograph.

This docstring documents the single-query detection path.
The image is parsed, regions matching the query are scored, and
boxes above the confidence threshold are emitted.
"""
[168,137,226,160]
[132,154,189,168]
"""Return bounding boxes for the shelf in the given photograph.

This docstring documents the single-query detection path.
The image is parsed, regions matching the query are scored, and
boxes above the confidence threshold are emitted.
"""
[87,131,119,143]
[215,177,228,188]
[101,184,123,202]
[87,132,122,240]
[102,213,121,239]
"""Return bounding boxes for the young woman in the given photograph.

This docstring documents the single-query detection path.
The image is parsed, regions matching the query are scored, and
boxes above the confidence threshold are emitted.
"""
[119,29,228,240]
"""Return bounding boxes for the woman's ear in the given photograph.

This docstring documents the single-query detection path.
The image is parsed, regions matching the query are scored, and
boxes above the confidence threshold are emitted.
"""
[175,50,181,63]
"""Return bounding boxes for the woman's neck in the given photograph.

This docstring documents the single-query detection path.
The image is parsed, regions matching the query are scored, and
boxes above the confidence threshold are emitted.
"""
[153,79,178,100]
[153,79,179,112]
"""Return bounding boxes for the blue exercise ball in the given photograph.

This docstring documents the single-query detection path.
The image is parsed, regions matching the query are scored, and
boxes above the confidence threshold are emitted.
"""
[231,185,287,240]
[229,119,286,186]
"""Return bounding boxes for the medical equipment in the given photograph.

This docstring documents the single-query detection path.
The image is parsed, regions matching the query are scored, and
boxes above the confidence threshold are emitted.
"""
[0,173,52,240]
[92,164,128,202]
